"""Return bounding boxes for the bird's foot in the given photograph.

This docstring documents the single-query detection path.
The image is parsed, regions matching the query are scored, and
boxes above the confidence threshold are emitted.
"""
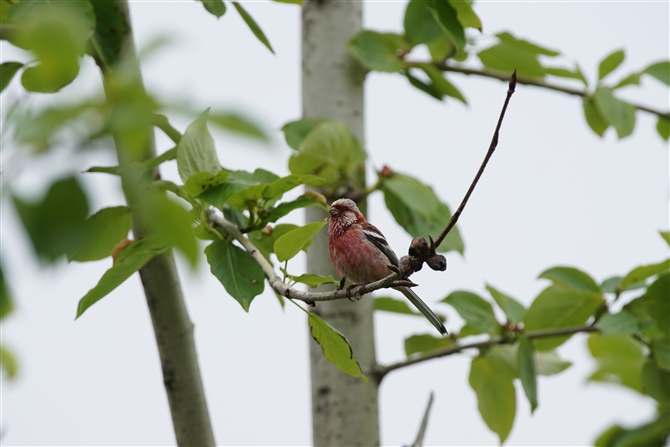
[345,283,367,301]
[337,277,346,291]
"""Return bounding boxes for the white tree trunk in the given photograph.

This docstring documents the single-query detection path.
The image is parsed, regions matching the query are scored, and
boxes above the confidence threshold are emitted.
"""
[302,1,380,445]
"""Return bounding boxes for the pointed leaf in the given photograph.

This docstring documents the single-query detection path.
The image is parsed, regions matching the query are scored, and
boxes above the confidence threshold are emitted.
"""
[76,236,169,318]
[594,87,636,138]
[197,0,226,18]
[67,206,132,262]
[404,333,454,356]
[208,112,267,141]
[290,274,338,288]
[469,355,516,444]
[583,98,609,137]
[518,335,538,413]
[486,284,526,324]
[232,2,274,53]
[449,0,481,30]
[0,345,17,379]
[265,194,328,223]
[657,117,670,141]
[539,266,600,293]
[348,31,408,72]
[309,313,367,382]
[205,240,265,311]
[176,109,221,182]
[644,61,670,86]
[599,311,641,335]
[442,291,499,336]
[0,62,23,93]
[404,0,445,46]
[598,49,625,80]
[524,284,604,351]
[416,63,467,103]
[660,230,670,246]
[0,263,14,320]
[535,350,572,376]
[621,258,670,290]
[274,221,326,262]
[429,0,465,51]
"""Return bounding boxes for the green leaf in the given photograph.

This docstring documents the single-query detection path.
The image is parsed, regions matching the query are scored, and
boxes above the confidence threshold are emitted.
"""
[598,311,641,336]
[0,345,17,379]
[273,0,302,4]
[539,266,600,293]
[657,117,670,141]
[76,236,169,318]
[265,194,328,224]
[67,206,132,262]
[415,63,467,103]
[601,276,623,294]
[264,174,327,200]
[290,274,338,288]
[449,0,481,30]
[621,258,670,290]
[0,62,23,93]
[535,350,572,376]
[644,61,670,86]
[406,70,442,100]
[643,272,670,336]
[198,169,277,210]
[429,0,465,51]
[205,240,265,312]
[588,333,645,392]
[88,0,130,69]
[518,335,538,413]
[613,72,642,89]
[13,177,89,262]
[232,2,274,54]
[0,263,13,320]
[141,193,199,266]
[208,112,268,141]
[469,355,516,444]
[650,335,670,372]
[593,87,636,139]
[524,284,604,351]
[496,32,559,56]
[598,49,625,80]
[274,221,326,262]
[543,66,587,84]
[348,31,408,72]
[375,297,423,317]
[197,0,226,18]
[288,120,365,184]
[442,291,499,336]
[176,109,221,183]
[486,284,526,324]
[478,32,557,78]
[11,0,93,92]
[404,333,454,357]
[308,313,367,382]
[596,419,670,447]
[583,98,610,137]
[659,230,670,246]
[182,170,230,197]
[281,118,324,151]
[403,0,445,46]
[641,357,670,404]
[382,172,463,253]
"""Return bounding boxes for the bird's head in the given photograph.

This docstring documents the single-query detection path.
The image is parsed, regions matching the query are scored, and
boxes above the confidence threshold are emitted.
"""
[328,198,363,229]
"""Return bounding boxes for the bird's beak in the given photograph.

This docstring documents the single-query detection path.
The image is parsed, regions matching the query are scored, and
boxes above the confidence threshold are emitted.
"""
[329,207,338,216]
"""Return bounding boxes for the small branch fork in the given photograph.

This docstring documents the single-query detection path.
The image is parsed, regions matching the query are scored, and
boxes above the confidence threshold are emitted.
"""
[374,324,598,381]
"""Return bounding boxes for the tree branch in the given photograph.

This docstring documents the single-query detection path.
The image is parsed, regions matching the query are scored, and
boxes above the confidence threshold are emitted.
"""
[207,209,405,302]
[432,63,670,120]
[375,324,598,381]
[433,72,516,249]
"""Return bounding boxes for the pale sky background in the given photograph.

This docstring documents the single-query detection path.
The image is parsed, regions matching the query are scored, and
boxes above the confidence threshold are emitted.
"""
[1,1,669,446]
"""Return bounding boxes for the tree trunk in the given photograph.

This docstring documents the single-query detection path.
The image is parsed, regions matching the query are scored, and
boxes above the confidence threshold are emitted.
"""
[101,2,215,445]
[302,1,380,445]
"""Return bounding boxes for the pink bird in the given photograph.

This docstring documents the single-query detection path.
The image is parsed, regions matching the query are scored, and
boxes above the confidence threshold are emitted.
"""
[328,198,447,336]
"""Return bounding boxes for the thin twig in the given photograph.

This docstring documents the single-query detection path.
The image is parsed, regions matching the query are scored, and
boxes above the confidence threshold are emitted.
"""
[375,323,597,381]
[410,392,435,447]
[433,71,517,249]
[432,63,670,120]
[208,209,402,303]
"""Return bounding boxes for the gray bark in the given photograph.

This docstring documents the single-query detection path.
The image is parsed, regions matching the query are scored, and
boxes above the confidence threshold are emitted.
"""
[302,1,380,445]
[103,2,215,445]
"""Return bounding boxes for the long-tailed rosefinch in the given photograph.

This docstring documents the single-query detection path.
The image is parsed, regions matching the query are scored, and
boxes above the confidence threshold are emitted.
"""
[328,198,447,336]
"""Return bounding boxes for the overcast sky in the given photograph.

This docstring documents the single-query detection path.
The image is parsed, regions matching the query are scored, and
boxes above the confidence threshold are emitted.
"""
[1,1,669,445]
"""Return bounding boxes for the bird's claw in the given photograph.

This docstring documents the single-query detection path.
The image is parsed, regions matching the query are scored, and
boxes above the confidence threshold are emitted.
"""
[346,284,365,301]
[337,277,346,291]
[391,279,418,288]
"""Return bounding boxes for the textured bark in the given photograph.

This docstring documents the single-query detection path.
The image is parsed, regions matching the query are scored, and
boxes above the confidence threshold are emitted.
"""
[302,1,380,445]
[102,2,215,445]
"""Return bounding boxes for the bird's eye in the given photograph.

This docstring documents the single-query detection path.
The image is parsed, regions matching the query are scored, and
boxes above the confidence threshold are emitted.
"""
[343,206,350,211]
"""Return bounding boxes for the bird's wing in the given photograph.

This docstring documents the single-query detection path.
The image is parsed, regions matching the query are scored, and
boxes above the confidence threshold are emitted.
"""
[360,222,399,266]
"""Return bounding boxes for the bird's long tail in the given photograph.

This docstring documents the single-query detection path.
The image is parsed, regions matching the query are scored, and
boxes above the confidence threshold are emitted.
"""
[396,286,448,336]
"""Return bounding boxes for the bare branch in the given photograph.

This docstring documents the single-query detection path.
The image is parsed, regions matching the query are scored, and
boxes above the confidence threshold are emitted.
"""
[432,63,670,120]
[410,392,435,447]
[433,72,517,249]
[375,324,597,381]
[207,209,402,303]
